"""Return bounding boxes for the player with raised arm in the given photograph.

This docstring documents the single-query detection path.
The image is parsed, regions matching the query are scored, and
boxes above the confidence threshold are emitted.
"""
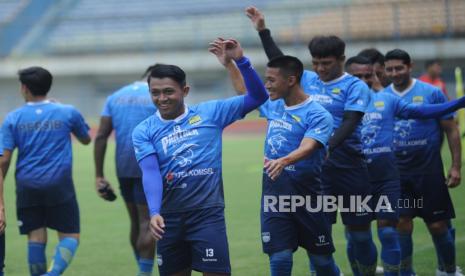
[210,41,340,276]
[0,67,91,276]
[382,49,462,276]
[346,55,465,276]
[94,67,157,275]
[245,6,377,274]
[132,39,268,276]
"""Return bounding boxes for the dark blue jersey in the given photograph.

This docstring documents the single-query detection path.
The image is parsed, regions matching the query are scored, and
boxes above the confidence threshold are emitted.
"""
[300,71,370,168]
[102,81,156,178]
[2,101,89,207]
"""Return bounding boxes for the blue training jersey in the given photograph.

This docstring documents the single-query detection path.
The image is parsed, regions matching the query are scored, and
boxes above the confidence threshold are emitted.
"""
[1,101,90,207]
[300,71,370,168]
[102,81,156,178]
[259,97,333,195]
[384,79,452,175]
[132,96,245,214]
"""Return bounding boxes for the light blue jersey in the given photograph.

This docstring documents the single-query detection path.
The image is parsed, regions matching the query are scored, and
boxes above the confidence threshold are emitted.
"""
[132,96,245,214]
[259,97,333,187]
[2,101,90,207]
[300,71,370,168]
[384,79,451,174]
[102,81,156,178]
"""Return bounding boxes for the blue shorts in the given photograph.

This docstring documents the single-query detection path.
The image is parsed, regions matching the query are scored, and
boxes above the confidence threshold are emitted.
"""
[321,165,372,225]
[17,197,80,235]
[399,173,455,223]
[156,207,230,275]
[370,178,400,221]
[118,177,147,205]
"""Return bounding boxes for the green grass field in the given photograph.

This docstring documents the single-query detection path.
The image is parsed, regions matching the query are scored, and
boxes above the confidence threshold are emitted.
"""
[2,135,464,275]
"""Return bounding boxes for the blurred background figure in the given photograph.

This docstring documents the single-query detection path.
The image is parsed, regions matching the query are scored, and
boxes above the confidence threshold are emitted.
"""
[420,59,449,99]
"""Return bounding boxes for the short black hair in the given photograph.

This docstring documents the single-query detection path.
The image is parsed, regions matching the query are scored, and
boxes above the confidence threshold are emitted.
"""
[308,35,345,58]
[425,59,441,69]
[267,55,304,82]
[18,66,53,96]
[345,55,371,70]
[358,48,385,66]
[147,64,186,88]
[385,49,411,65]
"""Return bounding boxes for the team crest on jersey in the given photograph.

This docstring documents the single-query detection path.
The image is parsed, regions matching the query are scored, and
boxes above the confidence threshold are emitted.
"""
[267,133,288,155]
[188,115,202,125]
[374,101,385,111]
[413,96,424,104]
[262,232,271,243]
[171,143,197,167]
[331,88,341,94]
[291,115,301,122]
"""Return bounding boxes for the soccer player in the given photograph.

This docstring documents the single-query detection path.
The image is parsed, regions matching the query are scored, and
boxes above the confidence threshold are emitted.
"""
[383,49,462,276]
[132,38,268,276]
[245,6,377,274]
[419,59,449,98]
[0,67,91,276]
[94,67,157,275]
[346,55,465,276]
[210,40,340,275]
[358,48,391,91]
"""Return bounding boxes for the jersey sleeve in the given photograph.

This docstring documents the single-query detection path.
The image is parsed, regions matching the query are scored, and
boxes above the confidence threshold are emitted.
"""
[70,108,90,139]
[204,95,245,128]
[344,81,370,112]
[132,120,157,162]
[258,99,271,118]
[304,109,334,148]
[101,96,112,117]
[1,114,16,151]
[432,87,454,120]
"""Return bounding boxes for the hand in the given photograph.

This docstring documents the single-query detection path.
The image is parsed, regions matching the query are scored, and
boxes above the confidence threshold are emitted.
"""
[0,208,5,234]
[220,38,244,62]
[264,158,288,181]
[95,177,116,200]
[245,6,266,32]
[446,166,461,188]
[150,215,165,241]
[208,38,231,67]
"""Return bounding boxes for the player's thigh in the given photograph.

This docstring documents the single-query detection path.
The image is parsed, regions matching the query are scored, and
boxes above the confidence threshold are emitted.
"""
[46,197,80,234]
[157,214,191,276]
[186,208,231,275]
[371,178,400,223]
[331,166,372,226]
[261,211,298,255]
[415,173,455,224]
[17,205,47,236]
[294,209,335,255]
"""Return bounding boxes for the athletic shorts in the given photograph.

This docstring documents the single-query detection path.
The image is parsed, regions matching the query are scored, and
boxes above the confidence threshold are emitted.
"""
[399,173,455,223]
[370,178,400,221]
[321,165,372,225]
[156,207,230,276]
[17,197,80,235]
[118,177,147,205]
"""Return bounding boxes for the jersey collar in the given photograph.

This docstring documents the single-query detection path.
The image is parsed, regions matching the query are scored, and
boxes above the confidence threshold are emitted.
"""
[391,78,417,97]
[26,100,51,106]
[321,73,349,85]
[284,96,312,110]
[156,105,189,123]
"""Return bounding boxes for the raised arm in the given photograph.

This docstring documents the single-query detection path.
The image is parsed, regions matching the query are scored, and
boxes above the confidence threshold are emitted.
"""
[245,6,284,60]
[209,38,246,94]
[398,96,465,119]
[221,38,269,115]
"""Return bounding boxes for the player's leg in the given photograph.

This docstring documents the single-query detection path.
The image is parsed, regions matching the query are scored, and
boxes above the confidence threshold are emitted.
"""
[418,173,457,274]
[119,177,141,261]
[18,205,48,276]
[336,166,377,275]
[374,179,401,275]
[45,197,80,276]
[187,207,231,276]
[130,178,156,275]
